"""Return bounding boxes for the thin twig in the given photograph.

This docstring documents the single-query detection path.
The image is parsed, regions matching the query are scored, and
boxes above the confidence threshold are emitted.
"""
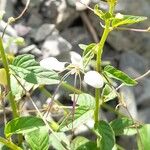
[116,69,150,91]
[80,11,99,42]
[1,0,30,38]
[115,26,150,33]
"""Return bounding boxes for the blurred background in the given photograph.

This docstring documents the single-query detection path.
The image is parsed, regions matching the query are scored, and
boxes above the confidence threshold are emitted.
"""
[0,0,150,149]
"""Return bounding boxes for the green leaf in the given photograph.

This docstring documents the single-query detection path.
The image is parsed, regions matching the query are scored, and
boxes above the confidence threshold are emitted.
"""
[70,93,95,108]
[81,43,96,68]
[0,11,5,20]
[9,54,59,85]
[94,121,115,150]
[25,127,49,150]
[94,4,105,20]
[101,84,117,102]
[138,124,150,150]
[104,65,137,86]
[110,117,134,136]
[49,132,70,150]
[71,136,97,150]
[59,106,94,132]
[0,68,7,86]
[5,116,45,138]
[11,75,35,101]
[112,13,147,27]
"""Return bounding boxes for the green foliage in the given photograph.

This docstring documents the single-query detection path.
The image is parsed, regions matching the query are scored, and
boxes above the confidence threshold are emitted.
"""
[5,116,45,138]
[9,54,59,85]
[110,117,134,136]
[70,93,95,108]
[71,136,97,150]
[112,14,147,28]
[104,65,137,86]
[94,121,115,150]
[49,132,70,150]
[25,127,49,150]
[102,84,117,102]
[59,106,94,132]
[137,124,150,150]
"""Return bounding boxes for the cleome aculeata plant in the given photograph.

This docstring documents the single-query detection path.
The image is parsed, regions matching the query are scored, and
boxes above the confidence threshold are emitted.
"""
[0,0,150,150]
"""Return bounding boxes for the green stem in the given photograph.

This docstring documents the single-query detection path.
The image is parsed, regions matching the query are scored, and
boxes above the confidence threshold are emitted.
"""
[94,22,110,124]
[0,137,22,150]
[0,38,19,118]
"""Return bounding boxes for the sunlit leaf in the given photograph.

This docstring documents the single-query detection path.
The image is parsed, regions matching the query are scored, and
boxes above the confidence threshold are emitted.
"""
[138,124,150,150]
[104,65,137,86]
[112,13,147,27]
[49,132,70,150]
[94,121,115,150]
[9,54,59,85]
[59,106,94,132]
[0,68,7,86]
[110,117,134,136]
[25,127,49,150]
[0,11,5,20]
[5,116,45,138]
[101,84,117,102]
[71,136,97,150]
[70,93,95,108]
[94,4,105,20]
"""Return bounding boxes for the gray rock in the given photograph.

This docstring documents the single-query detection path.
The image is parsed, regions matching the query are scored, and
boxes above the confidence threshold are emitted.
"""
[61,27,92,54]
[119,51,149,75]
[119,87,138,119]
[14,23,31,37]
[34,24,58,42]
[42,35,72,57]
[138,108,150,123]
[136,78,150,106]
[0,0,7,11]
[0,20,17,37]
[19,44,42,56]
[40,0,78,29]
[27,9,43,28]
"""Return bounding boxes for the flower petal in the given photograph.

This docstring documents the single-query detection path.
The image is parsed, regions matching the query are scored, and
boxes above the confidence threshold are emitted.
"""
[84,71,104,88]
[40,57,66,71]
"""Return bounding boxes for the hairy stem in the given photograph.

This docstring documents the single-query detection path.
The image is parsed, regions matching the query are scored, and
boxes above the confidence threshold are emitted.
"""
[0,38,19,118]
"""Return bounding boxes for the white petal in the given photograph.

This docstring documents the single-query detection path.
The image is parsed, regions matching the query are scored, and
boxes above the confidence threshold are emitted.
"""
[84,71,104,88]
[70,51,83,67]
[40,57,66,71]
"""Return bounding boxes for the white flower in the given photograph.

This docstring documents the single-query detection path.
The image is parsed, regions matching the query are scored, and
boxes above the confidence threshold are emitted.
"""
[40,51,83,72]
[70,51,83,68]
[84,71,104,88]
[115,13,124,19]
[40,57,66,72]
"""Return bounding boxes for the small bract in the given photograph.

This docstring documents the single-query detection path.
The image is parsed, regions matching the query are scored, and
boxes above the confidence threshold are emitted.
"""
[40,57,66,72]
[84,71,104,88]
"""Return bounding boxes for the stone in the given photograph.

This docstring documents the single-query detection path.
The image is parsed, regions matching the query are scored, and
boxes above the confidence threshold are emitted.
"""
[0,20,17,37]
[34,24,58,42]
[42,35,72,57]
[119,87,138,119]
[27,9,43,28]
[61,27,92,54]
[119,51,150,75]
[14,23,31,37]
[19,44,42,56]
[138,108,150,123]
[136,78,150,107]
